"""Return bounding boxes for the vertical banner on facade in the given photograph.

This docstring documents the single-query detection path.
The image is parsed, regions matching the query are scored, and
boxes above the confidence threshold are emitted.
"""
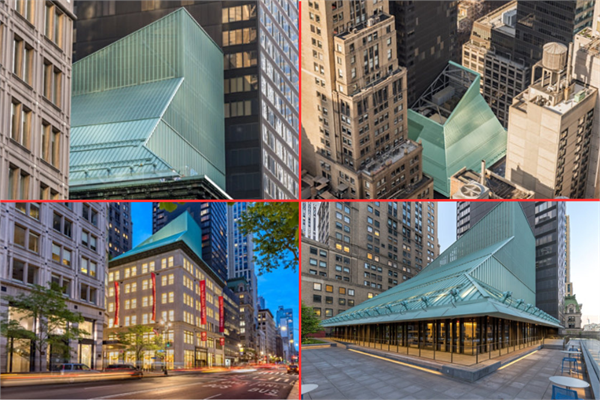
[200,280,206,325]
[201,331,207,342]
[114,281,119,327]
[219,296,224,333]
[220,337,225,347]
[151,272,156,322]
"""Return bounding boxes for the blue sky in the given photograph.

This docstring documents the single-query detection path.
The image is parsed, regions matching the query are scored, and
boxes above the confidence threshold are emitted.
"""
[436,202,600,324]
[131,202,300,351]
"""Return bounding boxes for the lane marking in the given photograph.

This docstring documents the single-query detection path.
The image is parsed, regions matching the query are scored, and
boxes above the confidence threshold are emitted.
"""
[204,395,221,399]
[90,381,227,399]
[348,349,444,376]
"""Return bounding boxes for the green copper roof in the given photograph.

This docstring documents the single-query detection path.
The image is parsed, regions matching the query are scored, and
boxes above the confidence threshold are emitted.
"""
[70,8,226,193]
[112,211,204,264]
[408,62,507,197]
[564,295,582,313]
[323,203,562,329]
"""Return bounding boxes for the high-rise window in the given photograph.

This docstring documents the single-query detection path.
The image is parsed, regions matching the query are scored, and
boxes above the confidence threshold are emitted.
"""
[45,3,64,48]
[43,61,62,107]
[8,166,30,200]
[13,36,33,84]
[15,0,34,23]
[10,100,32,149]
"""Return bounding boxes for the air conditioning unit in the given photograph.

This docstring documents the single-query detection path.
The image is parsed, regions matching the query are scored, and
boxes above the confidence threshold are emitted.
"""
[452,182,490,199]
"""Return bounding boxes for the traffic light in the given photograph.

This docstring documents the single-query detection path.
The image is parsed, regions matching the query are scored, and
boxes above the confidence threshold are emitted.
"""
[166,341,173,348]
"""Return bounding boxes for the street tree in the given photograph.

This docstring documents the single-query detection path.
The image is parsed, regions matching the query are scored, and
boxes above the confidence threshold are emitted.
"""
[0,283,89,370]
[301,302,322,342]
[117,325,163,367]
[238,202,299,274]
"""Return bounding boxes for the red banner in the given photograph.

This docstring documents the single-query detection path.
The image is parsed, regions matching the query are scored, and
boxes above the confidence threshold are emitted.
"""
[114,281,119,327]
[200,280,206,325]
[151,272,156,322]
[220,337,225,347]
[219,296,224,333]
[201,331,207,341]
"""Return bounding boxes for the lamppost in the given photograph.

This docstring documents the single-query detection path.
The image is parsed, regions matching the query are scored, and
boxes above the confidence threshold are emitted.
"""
[159,320,172,375]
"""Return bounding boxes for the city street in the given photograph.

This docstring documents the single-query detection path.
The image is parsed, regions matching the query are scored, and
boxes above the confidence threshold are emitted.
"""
[2,368,298,399]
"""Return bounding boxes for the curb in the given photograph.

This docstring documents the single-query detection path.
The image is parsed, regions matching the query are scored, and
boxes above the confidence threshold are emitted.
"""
[287,380,300,399]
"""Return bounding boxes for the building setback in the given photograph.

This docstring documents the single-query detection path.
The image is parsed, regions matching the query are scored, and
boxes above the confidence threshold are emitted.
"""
[456,201,567,322]
[301,0,433,200]
[0,202,108,372]
[108,203,132,259]
[323,203,562,361]
[72,1,300,200]
[153,203,228,282]
[105,212,239,369]
[505,43,597,199]
[302,202,439,322]
[68,9,228,200]
[1,0,75,199]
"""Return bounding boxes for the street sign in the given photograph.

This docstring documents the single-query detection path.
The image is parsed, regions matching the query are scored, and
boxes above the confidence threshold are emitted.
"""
[157,350,165,353]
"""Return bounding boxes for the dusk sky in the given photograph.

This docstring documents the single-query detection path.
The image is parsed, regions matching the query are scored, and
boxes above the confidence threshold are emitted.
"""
[131,202,300,352]
[437,201,600,325]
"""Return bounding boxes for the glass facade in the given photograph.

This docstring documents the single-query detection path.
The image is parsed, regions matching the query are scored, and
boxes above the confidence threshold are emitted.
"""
[331,316,551,366]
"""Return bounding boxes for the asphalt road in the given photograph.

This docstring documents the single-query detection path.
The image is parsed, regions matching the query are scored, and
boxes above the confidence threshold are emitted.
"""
[2,368,298,399]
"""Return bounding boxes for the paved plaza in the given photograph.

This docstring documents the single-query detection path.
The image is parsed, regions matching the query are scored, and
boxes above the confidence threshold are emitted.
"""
[301,346,593,400]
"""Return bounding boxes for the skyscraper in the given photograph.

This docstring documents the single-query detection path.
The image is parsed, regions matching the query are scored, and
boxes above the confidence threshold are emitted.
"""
[1,0,75,199]
[227,202,258,320]
[301,202,321,241]
[153,202,228,282]
[389,1,458,106]
[276,306,295,361]
[108,203,132,259]
[72,1,299,200]
[456,201,567,322]
[301,0,433,200]
[302,201,440,321]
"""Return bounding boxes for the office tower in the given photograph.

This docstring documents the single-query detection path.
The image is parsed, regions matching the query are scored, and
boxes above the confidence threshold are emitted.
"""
[228,277,258,361]
[301,202,321,240]
[457,1,509,55]
[257,296,266,310]
[72,1,300,200]
[153,202,228,282]
[325,203,561,352]
[276,306,295,361]
[257,309,277,356]
[506,43,597,199]
[514,1,595,68]
[456,201,567,322]
[302,201,439,321]
[595,0,600,33]
[227,203,258,311]
[68,9,228,200]
[566,216,573,296]
[106,212,239,368]
[573,26,600,198]
[301,0,433,200]
[0,202,107,372]
[389,1,458,105]
[408,62,507,197]
[1,0,74,199]
[108,203,132,259]
[462,1,529,127]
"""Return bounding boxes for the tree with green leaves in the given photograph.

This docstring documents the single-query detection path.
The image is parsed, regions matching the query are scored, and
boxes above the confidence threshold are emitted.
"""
[301,302,323,343]
[116,325,163,368]
[0,283,89,371]
[238,202,299,274]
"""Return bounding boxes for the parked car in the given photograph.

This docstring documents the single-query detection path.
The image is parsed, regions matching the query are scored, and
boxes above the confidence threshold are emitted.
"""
[287,364,299,375]
[105,364,143,378]
[51,363,94,374]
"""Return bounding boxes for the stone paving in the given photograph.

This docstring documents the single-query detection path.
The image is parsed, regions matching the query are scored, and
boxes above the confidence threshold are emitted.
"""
[301,346,593,400]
